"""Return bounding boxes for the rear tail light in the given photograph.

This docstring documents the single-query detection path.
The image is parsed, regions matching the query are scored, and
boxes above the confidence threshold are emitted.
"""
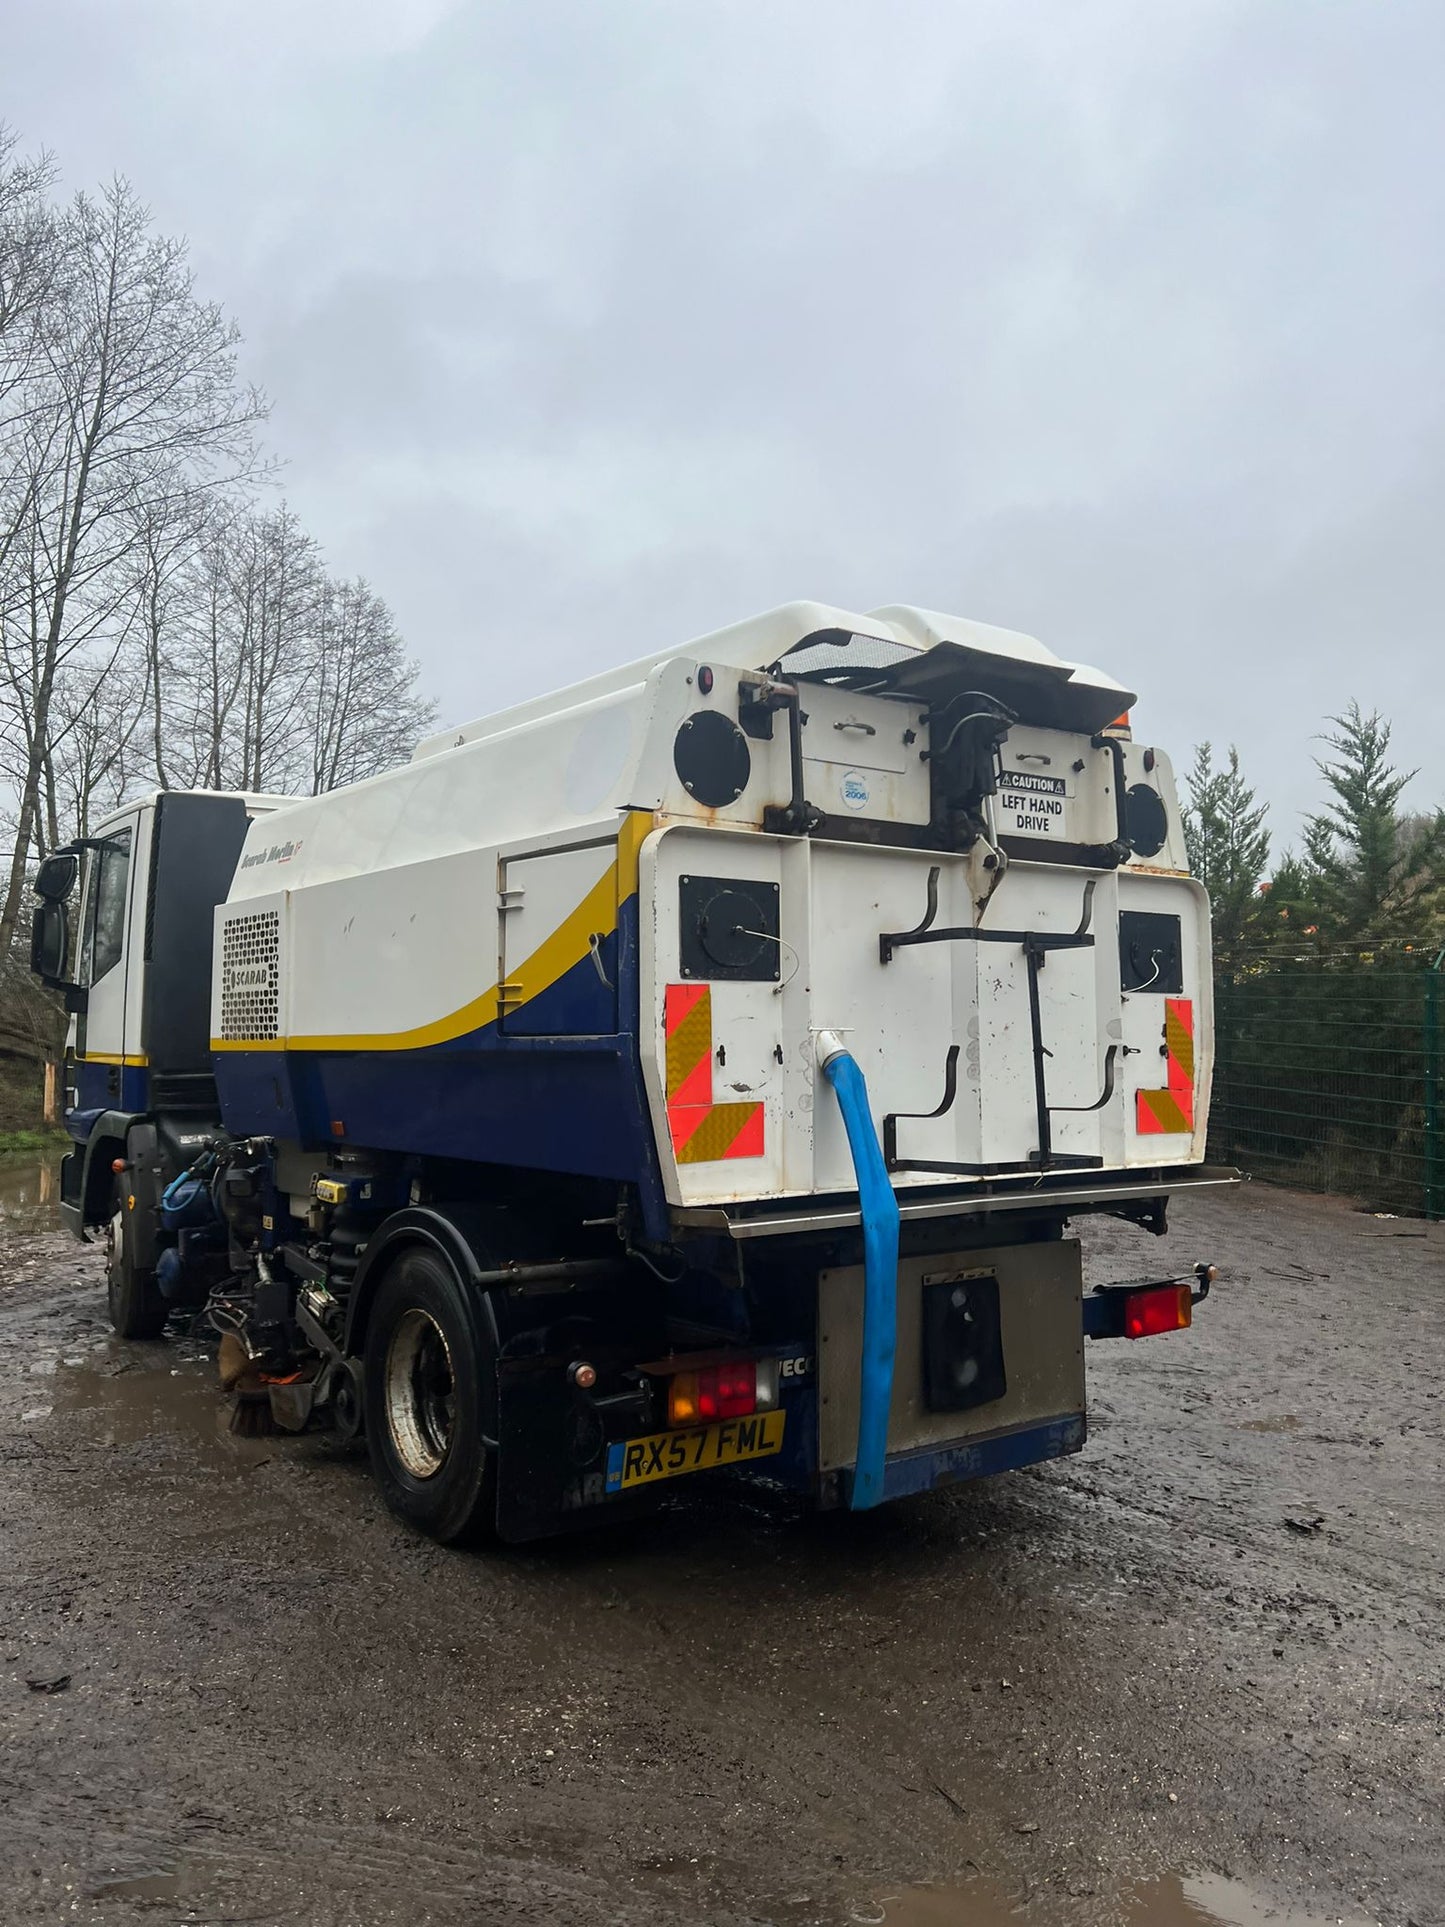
[1123,1282,1192,1339]
[667,1358,780,1426]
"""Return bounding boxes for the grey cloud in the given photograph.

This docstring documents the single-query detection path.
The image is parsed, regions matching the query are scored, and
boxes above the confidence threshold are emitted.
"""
[6,0,1441,838]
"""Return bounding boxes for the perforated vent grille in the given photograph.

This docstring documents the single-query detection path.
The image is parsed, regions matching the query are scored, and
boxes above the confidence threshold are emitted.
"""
[776,629,921,685]
[220,910,280,1042]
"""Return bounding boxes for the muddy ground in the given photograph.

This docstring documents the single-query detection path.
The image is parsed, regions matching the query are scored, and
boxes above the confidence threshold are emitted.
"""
[0,1172,1440,1927]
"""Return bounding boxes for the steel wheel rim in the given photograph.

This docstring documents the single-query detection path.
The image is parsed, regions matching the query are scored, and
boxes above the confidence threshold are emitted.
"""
[106,1206,124,1298]
[384,1307,457,1479]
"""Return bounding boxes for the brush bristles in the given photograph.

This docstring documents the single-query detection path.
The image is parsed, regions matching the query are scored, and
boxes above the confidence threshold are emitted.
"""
[228,1393,279,1437]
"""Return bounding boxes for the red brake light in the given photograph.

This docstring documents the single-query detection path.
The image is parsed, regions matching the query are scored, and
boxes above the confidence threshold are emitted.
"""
[669,1360,757,1425]
[1123,1282,1192,1339]
[713,1361,756,1418]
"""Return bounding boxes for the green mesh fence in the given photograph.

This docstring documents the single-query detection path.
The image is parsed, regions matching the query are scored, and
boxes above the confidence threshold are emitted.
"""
[1209,960,1444,1219]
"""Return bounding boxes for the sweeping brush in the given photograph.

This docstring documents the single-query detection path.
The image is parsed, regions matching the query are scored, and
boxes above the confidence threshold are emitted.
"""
[228,1385,276,1438]
[218,1330,280,1438]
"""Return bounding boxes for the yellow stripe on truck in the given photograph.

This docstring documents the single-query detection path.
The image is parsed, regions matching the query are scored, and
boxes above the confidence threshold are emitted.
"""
[211,810,654,1054]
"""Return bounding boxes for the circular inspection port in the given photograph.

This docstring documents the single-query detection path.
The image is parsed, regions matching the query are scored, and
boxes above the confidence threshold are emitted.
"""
[1125,783,1169,859]
[673,710,752,807]
[697,884,774,973]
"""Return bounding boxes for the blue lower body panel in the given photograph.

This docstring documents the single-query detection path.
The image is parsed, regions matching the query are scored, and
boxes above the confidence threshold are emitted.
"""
[718,1396,1086,1512]
[71,1063,149,1113]
[216,1040,652,1181]
[840,1414,1087,1507]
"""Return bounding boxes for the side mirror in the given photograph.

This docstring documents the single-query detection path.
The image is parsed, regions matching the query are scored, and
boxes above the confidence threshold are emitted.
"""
[30,849,84,996]
[30,899,69,982]
[35,851,79,902]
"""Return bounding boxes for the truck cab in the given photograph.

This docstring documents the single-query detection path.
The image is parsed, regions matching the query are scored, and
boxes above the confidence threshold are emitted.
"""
[31,789,292,1333]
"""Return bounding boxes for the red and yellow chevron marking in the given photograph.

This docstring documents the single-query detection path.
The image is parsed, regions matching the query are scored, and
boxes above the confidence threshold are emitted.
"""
[1136,997,1195,1135]
[664,983,765,1165]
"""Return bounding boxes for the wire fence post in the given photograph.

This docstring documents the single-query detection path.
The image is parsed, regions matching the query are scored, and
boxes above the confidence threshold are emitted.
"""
[1213,975,1232,1168]
[1427,955,1443,1223]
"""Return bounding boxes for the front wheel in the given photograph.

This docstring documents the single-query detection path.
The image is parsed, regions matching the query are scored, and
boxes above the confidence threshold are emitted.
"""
[106,1180,168,1340]
[363,1248,496,1543]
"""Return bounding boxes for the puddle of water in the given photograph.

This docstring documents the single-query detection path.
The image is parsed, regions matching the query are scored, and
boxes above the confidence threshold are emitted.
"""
[92,1870,187,1901]
[867,1871,1374,1926]
[1127,1872,1373,1925]
[0,1154,63,1237]
[50,1346,277,1476]
[0,1161,268,1473]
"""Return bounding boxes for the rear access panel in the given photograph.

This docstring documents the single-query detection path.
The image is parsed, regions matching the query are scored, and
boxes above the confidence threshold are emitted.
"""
[817,1238,1084,1472]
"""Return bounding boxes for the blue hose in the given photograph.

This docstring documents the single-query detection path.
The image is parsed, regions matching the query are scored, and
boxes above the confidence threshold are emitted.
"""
[821,1047,900,1510]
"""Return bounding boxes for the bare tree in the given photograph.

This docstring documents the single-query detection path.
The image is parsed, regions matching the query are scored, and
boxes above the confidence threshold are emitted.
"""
[0,125,58,485]
[128,475,226,790]
[240,504,320,792]
[0,176,266,954]
[306,575,435,793]
[152,505,433,798]
[0,139,435,1129]
[46,648,148,843]
[0,129,60,796]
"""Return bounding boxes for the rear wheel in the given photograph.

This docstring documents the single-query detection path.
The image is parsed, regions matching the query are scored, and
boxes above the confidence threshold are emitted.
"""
[364,1248,496,1543]
[105,1178,168,1340]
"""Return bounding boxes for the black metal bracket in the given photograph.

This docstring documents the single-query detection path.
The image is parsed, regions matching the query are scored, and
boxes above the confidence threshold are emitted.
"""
[741,676,824,837]
[738,678,783,741]
[1089,1259,1216,1302]
[880,871,1098,965]
[882,1044,959,1169]
[880,865,951,963]
[1089,733,1133,867]
[1048,1043,1120,1114]
[877,874,1119,1173]
[1022,888,1097,1168]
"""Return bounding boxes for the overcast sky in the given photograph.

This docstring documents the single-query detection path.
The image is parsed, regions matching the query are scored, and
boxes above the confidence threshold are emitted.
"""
[6,0,1442,843]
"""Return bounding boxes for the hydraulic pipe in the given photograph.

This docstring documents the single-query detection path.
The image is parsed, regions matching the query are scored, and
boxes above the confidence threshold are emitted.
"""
[816,1030,900,1509]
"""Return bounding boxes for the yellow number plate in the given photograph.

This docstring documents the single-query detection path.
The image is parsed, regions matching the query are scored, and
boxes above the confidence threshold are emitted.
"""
[605,1411,785,1493]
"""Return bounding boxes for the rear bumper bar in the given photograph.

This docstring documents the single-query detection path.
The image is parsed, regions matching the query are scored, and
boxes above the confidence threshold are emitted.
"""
[831,1412,1087,1508]
[671,1163,1241,1241]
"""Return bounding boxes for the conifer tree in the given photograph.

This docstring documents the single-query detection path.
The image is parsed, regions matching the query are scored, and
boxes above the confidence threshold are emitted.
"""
[1301,704,1445,944]
[1181,742,1270,958]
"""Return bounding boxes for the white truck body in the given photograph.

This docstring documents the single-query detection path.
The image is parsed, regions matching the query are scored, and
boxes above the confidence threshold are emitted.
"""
[210,600,1210,1224]
[41,600,1227,1543]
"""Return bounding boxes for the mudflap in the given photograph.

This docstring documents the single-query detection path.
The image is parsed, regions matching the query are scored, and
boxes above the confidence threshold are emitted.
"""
[495,1355,663,1542]
[119,1120,163,1273]
[490,1277,669,1544]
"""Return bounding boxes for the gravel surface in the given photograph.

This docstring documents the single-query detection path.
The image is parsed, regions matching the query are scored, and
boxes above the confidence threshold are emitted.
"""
[0,1179,1440,1927]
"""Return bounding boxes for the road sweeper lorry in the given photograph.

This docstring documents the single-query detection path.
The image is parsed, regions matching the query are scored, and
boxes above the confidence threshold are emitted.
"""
[32,601,1232,1542]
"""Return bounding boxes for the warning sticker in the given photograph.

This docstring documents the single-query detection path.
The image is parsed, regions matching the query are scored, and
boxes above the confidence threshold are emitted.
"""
[999,770,1069,839]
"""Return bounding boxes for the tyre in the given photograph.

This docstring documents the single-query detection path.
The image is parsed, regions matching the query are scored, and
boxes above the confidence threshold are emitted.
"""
[105,1178,168,1340]
[364,1247,496,1543]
